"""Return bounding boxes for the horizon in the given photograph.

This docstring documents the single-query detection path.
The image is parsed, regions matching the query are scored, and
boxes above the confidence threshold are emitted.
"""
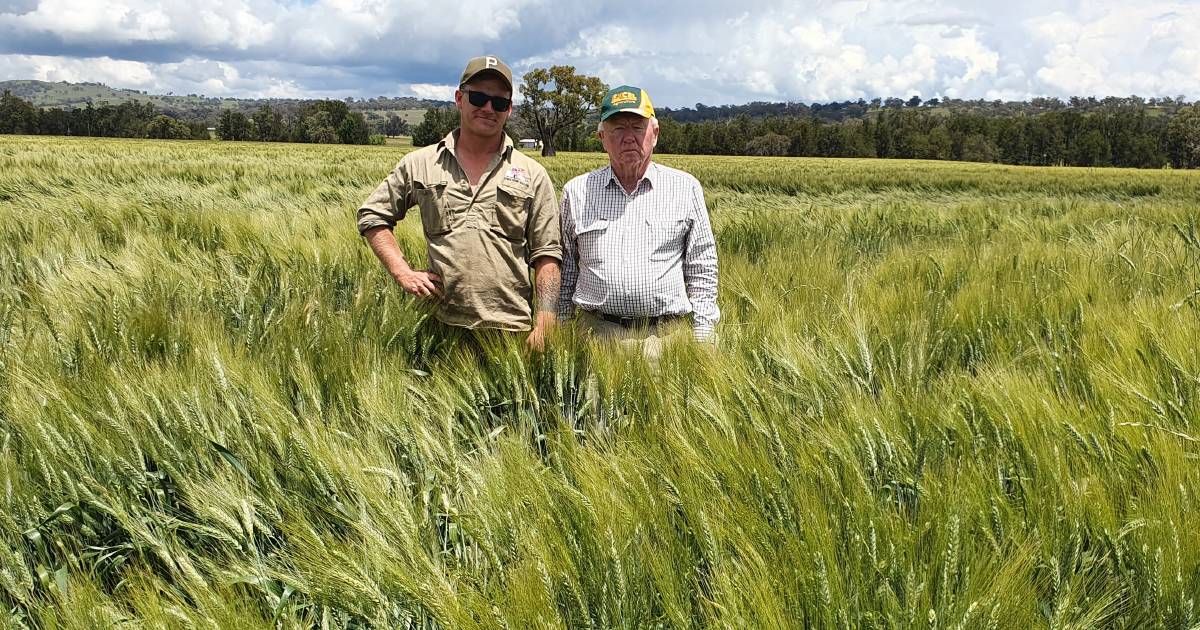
[3,78,1194,112]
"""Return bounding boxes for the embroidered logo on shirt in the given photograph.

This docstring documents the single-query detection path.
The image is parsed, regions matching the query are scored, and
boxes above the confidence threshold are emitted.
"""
[503,166,530,186]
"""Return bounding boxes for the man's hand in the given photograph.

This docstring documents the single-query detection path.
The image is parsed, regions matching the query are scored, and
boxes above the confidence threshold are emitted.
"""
[394,269,443,298]
[526,312,557,352]
[364,227,443,299]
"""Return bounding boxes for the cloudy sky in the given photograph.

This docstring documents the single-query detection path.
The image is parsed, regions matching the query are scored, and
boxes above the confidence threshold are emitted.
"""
[1,0,1197,106]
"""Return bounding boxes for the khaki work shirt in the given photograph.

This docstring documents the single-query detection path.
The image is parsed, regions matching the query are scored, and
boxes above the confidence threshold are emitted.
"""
[357,130,561,331]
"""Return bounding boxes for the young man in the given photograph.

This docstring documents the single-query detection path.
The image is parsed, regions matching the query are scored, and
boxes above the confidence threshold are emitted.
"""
[357,56,562,351]
[558,85,719,358]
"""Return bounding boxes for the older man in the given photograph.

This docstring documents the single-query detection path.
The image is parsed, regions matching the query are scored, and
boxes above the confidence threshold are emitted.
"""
[557,85,719,356]
[357,56,562,352]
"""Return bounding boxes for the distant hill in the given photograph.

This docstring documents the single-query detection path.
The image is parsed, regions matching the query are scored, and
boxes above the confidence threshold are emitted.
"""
[0,79,451,126]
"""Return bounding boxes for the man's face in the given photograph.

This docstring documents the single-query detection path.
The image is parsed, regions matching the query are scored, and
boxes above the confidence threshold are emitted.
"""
[599,113,658,169]
[455,75,512,139]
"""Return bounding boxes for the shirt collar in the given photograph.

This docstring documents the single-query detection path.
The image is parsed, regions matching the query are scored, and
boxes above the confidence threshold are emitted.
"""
[438,128,514,159]
[605,161,658,192]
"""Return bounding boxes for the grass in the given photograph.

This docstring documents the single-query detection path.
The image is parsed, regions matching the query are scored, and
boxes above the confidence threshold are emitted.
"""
[0,134,1198,628]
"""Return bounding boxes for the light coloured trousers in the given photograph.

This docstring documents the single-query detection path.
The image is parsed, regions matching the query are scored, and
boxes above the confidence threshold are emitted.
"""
[577,310,691,362]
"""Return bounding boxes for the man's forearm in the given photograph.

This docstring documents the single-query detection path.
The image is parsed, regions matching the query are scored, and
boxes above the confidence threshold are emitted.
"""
[533,257,561,314]
[363,226,414,280]
[686,275,719,341]
[685,263,719,341]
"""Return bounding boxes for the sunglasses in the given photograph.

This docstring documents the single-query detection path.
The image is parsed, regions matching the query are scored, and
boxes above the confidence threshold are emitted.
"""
[465,90,512,112]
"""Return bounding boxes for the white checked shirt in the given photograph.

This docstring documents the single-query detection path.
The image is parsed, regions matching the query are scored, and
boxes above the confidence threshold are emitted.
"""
[558,162,720,340]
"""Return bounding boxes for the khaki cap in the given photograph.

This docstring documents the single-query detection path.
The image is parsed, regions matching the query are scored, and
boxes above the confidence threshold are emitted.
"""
[460,55,513,91]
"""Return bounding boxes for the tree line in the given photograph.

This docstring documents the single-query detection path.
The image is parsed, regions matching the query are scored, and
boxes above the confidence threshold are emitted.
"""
[6,83,1200,168]
[0,90,391,145]
[0,80,441,130]
[659,95,1197,124]
[655,105,1200,168]
[0,90,209,139]
[407,98,1200,169]
[212,101,374,144]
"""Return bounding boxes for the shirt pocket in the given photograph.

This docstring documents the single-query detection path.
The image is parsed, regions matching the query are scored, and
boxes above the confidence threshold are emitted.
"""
[492,180,530,242]
[576,219,609,268]
[413,180,450,236]
[647,217,689,261]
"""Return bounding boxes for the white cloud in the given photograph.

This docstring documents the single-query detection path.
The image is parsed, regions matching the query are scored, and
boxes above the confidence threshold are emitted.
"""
[1027,2,1200,97]
[405,83,455,101]
[1036,44,1106,95]
[941,27,999,82]
[0,53,362,98]
[0,53,156,86]
[531,4,1011,104]
[0,0,277,49]
[0,0,1198,105]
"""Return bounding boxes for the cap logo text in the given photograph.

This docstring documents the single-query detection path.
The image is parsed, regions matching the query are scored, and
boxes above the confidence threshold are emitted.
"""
[485,57,498,68]
[611,91,637,105]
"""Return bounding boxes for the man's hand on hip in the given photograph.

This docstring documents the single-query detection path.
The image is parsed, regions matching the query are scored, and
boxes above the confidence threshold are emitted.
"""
[394,269,443,298]
[362,227,442,299]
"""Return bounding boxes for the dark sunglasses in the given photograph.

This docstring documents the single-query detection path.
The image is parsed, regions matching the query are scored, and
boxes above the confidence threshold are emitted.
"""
[465,90,512,112]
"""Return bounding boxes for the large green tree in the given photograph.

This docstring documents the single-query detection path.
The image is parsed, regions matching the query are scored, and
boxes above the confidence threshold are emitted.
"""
[146,115,194,140]
[384,114,409,137]
[215,110,251,141]
[338,112,371,145]
[0,90,37,134]
[517,66,606,157]
[1168,105,1200,168]
[251,105,285,142]
[411,107,457,147]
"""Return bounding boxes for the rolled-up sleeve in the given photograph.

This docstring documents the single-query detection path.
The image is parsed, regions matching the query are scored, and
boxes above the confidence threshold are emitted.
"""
[356,160,413,235]
[525,169,562,264]
[683,182,719,341]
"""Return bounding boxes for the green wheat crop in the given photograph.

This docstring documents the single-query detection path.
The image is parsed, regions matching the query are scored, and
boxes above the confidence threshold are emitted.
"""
[1,135,1198,628]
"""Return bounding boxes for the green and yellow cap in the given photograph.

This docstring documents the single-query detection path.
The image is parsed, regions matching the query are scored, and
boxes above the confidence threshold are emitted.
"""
[599,85,655,121]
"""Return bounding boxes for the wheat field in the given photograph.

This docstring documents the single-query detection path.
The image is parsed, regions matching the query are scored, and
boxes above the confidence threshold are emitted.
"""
[1,135,1199,628]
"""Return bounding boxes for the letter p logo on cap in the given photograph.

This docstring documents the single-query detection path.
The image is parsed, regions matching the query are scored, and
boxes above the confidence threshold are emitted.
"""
[460,55,514,91]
